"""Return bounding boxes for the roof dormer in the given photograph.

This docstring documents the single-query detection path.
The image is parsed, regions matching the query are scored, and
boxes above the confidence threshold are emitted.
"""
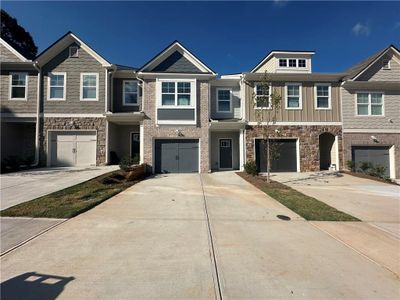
[251,50,315,74]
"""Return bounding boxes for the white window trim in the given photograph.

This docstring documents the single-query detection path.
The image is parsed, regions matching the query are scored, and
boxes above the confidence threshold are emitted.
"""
[254,83,272,110]
[157,78,196,109]
[69,46,79,58]
[298,59,306,68]
[80,73,99,101]
[382,59,390,70]
[9,72,28,101]
[277,58,307,69]
[285,83,302,110]
[122,80,139,106]
[355,91,385,117]
[216,88,233,113]
[314,83,331,110]
[47,72,66,101]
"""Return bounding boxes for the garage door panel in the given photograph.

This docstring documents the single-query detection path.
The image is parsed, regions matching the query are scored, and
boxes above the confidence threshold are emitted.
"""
[76,141,96,166]
[352,146,390,177]
[54,141,75,167]
[178,146,199,173]
[256,139,297,172]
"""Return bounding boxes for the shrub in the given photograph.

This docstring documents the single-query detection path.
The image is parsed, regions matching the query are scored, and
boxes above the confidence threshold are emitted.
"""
[244,160,258,176]
[132,154,140,164]
[119,156,136,171]
[368,165,387,179]
[359,161,373,173]
[346,160,355,172]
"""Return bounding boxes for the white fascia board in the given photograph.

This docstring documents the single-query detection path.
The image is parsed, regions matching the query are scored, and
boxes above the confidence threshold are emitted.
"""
[0,38,30,62]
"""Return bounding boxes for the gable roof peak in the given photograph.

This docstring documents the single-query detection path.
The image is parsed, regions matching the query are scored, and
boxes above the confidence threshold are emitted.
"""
[0,37,30,62]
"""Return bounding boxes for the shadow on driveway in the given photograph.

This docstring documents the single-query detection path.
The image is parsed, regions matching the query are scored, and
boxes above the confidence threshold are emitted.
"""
[1,272,74,300]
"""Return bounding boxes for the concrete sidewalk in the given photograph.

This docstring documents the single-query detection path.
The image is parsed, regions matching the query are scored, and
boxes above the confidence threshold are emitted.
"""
[1,166,118,210]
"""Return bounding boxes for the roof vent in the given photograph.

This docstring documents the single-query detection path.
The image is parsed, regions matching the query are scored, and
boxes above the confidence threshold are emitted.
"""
[69,46,79,58]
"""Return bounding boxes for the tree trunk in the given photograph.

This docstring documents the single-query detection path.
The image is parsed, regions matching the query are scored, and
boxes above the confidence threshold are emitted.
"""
[267,137,270,183]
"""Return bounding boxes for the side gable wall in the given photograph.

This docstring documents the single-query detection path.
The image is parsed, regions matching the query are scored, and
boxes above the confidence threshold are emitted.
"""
[356,50,400,81]
[0,43,24,62]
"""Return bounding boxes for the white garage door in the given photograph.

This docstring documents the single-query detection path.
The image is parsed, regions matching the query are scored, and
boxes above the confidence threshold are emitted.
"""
[50,131,96,167]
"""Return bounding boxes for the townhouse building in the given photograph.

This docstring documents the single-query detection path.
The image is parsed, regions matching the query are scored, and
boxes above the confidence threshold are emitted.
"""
[1,32,398,179]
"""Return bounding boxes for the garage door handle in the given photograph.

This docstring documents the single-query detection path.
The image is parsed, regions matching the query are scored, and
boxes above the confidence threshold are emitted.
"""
[72,148,77,153]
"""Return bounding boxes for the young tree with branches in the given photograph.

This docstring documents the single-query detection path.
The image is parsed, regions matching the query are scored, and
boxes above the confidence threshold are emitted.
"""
[252,71,282,183]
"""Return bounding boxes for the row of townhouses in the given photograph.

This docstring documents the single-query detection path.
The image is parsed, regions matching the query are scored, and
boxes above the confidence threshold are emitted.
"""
[1,32,399,179]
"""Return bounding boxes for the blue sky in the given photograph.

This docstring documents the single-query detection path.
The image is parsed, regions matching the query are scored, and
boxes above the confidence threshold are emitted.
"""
[3,1,400,74]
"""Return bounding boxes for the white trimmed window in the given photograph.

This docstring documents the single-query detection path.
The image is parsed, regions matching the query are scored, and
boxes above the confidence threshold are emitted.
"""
[123,80,138,106]
[356,92,384,116]
[159,79,195,107]
[285,83,302,109]
[255,83,271,108]
[80,73,98,101]
[315,84,331,109]
[288,59,297,67]
[48,72,66,100]
[10,72,27,100]
[217,88,232,112]
[298,59,306,68]
[279,59,287,67]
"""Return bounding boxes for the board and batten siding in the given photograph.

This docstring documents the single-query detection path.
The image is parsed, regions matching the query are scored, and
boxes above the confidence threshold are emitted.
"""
[210,85,241,119]
[112,78,142,112]
[356,51,400,82]
[342,88,400,130]
[0,70,38,114]
[245,81,341,122]
[42,42,106,114]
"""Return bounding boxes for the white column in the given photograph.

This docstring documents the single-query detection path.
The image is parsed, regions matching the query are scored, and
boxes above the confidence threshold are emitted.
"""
[239,129,244,170]
[139,121,144,164]
[105,120,109,164]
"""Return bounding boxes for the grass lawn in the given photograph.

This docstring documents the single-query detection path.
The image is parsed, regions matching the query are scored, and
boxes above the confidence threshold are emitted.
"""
[0,169,146,219]
[237,172,360,221]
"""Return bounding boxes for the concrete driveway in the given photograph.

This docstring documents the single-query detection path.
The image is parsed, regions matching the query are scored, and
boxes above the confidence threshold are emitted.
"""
[1,172,399,299]
[0,166,118,210]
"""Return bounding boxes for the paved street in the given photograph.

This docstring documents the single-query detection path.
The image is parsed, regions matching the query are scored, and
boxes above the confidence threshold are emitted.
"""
[1,172,399,299]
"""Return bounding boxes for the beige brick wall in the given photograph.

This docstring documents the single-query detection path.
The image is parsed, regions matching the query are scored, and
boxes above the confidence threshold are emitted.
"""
[343,132,400,178]
[142,80,210,173]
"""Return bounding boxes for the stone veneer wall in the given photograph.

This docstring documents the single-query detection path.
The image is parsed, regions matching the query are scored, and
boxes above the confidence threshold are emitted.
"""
[343,132,400,178]
[39,117,107,166]
[142,80,210,173]
[245,125,343,172]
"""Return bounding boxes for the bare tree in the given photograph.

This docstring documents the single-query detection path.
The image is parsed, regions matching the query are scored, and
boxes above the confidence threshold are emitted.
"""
[252,71,282,183]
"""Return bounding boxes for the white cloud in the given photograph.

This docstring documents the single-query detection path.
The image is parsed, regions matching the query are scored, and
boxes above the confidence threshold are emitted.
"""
[352,23,370,36]
[273,0,288,7]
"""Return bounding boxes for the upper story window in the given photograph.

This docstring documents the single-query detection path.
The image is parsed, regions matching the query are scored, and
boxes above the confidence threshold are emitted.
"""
[285,83,302,109]
[80,73,98,101]
[48,72,66,100]
[10,72,27,100]
[255,83,270,108]
[279,59,287,67]
[315,84,331,109]
[69,46,79,58]
[216,88,232,113]
[298,59,306,68]
[288,59,297,67]
[356,92,384,116]
[382,60,390,70]
[123,80,138,106]
[159,80,195,107]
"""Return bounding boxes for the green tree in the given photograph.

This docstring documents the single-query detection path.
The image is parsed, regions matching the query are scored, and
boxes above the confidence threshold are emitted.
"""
[252,71,282,183]
[1,9,37,59]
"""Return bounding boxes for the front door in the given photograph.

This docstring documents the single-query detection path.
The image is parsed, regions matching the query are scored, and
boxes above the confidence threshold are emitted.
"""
[219,139,232,169]
[131,133,140,162]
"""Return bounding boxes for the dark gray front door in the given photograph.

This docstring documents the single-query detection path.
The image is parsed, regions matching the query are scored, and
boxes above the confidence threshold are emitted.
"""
[155,139,199,173]
[219,139,232,169]
[352,146,390,176]
[131,133,140,160]
[256,139,297,172]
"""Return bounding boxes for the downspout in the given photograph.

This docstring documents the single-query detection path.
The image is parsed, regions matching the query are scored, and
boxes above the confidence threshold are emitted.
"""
[136,72,145,165]
[33,62,41,167]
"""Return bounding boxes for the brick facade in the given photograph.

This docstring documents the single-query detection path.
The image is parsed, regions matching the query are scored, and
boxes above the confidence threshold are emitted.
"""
[245,125,343,172]
[39,117,107,166]
[343,132,400,178]
[142,80,210,173]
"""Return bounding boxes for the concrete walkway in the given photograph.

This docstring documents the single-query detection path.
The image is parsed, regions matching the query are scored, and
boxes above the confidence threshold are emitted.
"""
[1,172,399,299]
[1,166,118,210]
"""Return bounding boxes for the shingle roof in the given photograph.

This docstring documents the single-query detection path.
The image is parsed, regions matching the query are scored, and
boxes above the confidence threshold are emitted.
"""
[115,64,138,71]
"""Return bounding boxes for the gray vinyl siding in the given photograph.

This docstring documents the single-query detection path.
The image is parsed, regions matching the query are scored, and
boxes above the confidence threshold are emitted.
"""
[152,51,202,73]
[0,70,38,114]
[112,78,141,112]
[342,88,400,130]
[157,108,195,120]
[0,43,23,62]
[210,85,241,119]
[356,51,400,82]
[210,131,240,170]
[245,81,341,122]
[108,123,140,160]
[42,42,106,114]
